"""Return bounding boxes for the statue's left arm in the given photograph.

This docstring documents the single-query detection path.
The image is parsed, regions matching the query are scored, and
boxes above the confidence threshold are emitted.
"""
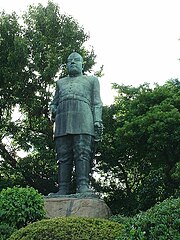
[92,77,103,141]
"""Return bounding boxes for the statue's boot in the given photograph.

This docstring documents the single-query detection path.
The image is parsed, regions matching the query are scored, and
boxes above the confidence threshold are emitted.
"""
[56,162,72,195]
[75,159,93,194]
[74,135,94,194]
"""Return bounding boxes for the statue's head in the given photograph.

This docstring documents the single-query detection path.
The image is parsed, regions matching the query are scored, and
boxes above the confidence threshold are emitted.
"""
[67,52,84,77]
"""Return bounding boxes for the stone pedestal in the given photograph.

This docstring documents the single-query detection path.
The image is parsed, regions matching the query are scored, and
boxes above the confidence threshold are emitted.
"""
[44,196,111,219]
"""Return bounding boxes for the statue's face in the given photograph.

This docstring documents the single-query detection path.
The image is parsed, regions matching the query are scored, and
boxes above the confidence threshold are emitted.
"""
[67,52,83,77]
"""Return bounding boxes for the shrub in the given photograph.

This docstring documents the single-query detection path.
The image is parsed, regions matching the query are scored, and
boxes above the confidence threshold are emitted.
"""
[0,223,17,240]
[0,186,45,229]
[8,217,123,240]
[113,197,180,240]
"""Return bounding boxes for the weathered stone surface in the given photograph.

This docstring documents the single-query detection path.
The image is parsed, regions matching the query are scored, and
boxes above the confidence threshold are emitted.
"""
[44,197,111,219]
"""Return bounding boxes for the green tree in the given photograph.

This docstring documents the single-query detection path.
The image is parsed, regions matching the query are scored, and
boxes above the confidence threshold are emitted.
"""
[0,1,97,195]
[98,79,180,215]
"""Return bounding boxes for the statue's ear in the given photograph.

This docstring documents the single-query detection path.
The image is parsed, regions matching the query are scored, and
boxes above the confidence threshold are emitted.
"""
[66,63,69,72]
[82,60,85,70]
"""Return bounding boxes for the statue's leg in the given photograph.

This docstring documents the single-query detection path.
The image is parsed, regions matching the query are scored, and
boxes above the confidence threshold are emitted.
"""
[55,135,73,195]
[74,134,94,193]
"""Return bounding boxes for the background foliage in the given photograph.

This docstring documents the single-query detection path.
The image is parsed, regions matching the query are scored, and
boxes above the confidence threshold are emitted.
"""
[96,79,180,215]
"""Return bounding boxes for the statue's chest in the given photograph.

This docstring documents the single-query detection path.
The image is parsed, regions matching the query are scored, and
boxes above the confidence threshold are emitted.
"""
[59,78,92,94]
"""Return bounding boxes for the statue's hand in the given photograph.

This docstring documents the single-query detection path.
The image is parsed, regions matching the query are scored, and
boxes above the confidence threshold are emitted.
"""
[50,105,57,122]
[94,121,104,142]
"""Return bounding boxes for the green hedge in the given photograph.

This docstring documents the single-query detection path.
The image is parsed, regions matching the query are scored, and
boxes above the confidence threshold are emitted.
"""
[0,223,17,240]
[0,186,45,229]
[113,197,180,240]
[8,217,123,240]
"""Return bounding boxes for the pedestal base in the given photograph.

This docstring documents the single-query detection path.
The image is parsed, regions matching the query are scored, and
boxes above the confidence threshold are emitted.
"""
[44,197,111,219]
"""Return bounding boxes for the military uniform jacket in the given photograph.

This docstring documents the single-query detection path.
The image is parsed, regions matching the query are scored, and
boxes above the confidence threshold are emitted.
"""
[50,75,102,137]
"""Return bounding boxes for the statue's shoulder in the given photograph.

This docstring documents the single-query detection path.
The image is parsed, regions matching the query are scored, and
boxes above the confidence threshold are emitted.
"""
[56,76,68,86]
[83,75,98,82]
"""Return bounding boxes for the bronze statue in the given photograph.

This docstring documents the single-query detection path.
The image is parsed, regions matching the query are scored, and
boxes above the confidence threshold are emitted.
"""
[50,52,103,195]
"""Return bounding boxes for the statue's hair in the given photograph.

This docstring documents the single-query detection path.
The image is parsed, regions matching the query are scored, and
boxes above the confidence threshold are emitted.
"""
[68,52,83,61]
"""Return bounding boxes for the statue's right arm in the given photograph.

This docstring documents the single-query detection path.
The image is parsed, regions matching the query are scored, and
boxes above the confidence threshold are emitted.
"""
[49,82,59,121]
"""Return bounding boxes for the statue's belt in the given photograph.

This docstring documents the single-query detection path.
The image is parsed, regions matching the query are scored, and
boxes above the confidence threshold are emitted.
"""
[59,95,91,106]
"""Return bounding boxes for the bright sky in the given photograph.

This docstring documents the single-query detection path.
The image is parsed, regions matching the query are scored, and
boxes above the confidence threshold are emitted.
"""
[1,0,180,105]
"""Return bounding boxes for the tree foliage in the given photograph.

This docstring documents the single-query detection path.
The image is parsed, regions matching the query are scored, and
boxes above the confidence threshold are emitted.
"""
[0,1,96,195]
[97,79,180,215]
